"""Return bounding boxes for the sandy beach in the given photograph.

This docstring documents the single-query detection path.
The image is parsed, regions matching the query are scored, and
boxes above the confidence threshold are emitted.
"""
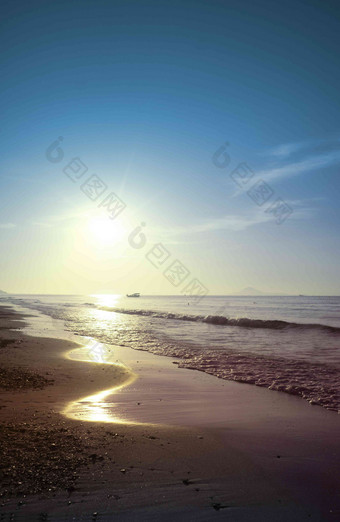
[0,305,339,521]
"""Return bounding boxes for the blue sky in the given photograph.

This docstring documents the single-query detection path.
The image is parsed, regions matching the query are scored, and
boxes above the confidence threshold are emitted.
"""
[1,0,340,294]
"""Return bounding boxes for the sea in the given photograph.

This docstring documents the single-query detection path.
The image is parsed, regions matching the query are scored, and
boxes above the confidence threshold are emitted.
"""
[2,294,339,413]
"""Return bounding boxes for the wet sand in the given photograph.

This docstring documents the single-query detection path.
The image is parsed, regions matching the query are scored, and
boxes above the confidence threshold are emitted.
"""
[0,305,339,520]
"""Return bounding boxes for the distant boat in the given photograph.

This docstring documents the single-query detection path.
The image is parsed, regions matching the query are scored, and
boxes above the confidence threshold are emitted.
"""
[126,293,140,298]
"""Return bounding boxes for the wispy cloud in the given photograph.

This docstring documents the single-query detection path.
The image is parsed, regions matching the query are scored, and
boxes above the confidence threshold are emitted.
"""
[0,223,16,229]
[258,150,340,183]
[264,137,340,159]
[30,209,97,229]
[154,213,283,239]
[148,213,269,241]
[257,137,340,183]
[170,212,271,233]
[32,221,54,228]
[150,197,319,241]
[265,141,306,158]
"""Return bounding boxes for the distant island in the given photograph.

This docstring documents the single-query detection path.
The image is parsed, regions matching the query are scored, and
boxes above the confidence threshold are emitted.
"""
[0,290,7,295]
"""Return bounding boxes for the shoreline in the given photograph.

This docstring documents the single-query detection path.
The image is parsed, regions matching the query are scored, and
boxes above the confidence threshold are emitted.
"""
[6,295,339,414]
[62,345,138,424]
[0,305,339,520]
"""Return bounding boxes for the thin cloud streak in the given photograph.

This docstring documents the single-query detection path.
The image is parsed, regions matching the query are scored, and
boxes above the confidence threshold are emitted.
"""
[149,197,318,241]
[265,141,307,158]
[0,223,16,229]
[258,149,340,183]
[264,136,340,159]
[231,138,340,199]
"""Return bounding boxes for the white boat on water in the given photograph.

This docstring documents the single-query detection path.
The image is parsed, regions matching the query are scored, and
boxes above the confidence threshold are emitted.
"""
[126,293,140,297]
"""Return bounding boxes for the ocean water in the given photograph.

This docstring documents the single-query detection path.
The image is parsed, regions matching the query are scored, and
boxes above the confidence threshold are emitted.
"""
[2,294,340,412]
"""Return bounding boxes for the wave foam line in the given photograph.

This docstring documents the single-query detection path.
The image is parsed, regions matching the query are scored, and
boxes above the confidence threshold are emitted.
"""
[95,306,340,334]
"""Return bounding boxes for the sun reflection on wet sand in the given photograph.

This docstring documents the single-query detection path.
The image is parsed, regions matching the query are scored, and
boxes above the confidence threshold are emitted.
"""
[62,340,138,424]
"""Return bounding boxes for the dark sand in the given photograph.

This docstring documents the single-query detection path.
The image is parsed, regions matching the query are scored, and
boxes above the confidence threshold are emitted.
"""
[0,305,339,521]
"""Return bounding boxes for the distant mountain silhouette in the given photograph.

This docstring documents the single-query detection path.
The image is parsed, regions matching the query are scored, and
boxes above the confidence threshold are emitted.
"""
[236,287,265,296]
[0,289,8,295]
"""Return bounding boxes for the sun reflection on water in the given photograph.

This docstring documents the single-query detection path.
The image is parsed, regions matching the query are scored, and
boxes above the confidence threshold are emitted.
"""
[91,293,121,308]
[62,340,138,424]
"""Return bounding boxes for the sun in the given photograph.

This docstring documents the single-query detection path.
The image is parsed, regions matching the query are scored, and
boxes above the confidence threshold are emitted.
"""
[86,215,126,245]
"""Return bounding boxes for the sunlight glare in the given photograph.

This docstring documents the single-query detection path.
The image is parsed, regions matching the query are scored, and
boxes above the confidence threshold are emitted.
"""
[87,215,125,245]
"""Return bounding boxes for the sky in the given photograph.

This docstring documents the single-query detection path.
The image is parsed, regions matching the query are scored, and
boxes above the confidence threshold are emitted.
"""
[1,0,340,295]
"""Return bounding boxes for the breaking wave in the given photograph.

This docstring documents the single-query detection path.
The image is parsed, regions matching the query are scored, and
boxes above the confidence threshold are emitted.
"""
[98,306,340,334]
